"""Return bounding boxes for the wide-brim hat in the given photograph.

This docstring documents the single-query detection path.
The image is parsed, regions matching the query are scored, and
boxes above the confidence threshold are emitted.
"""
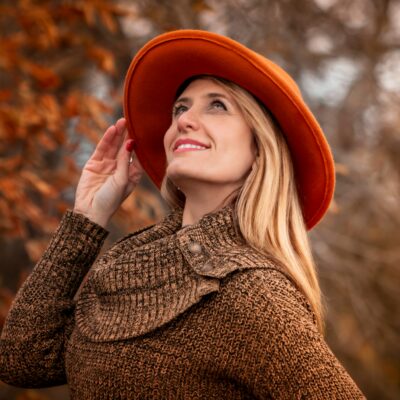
[123,29,335,229]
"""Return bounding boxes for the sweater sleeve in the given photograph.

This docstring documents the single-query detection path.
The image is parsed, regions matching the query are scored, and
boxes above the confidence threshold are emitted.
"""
[224,268,366,400]
[0,210,108,388]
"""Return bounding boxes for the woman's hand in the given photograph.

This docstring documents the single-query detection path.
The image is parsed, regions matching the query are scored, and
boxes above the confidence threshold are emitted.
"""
[73,118,143,228]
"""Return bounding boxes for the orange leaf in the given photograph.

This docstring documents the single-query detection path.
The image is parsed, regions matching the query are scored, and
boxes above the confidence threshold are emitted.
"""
[0,190,26,237]
[38,94,61,130]
[0,106,19,139]
[0,155,23,172]
[99,9,117,33]
[88,46,115,74]
[37,132,58,151]
[0,177,21,201]
[21,103,42,127]
[22,61,61,89]
[20,170,57,197]
[64,92,81,117]
[19,201,43,224]
[81,2,96,26]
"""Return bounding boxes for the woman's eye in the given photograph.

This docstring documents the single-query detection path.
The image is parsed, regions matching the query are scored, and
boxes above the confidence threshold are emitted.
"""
[210,100,227,110]
[173,104,187,117]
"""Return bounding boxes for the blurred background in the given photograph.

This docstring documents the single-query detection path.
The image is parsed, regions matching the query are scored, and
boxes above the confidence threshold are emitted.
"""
[0,0,399,399]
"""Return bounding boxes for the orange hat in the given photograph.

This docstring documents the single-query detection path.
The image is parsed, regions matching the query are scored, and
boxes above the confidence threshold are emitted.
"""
[123,30,335,230]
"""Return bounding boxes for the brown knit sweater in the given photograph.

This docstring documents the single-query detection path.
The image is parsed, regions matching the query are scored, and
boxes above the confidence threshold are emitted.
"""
[0,204,365,399]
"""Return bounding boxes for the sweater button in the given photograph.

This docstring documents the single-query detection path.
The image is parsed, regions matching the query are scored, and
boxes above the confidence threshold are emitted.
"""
[188,241,202,254]
[200,262,213,273]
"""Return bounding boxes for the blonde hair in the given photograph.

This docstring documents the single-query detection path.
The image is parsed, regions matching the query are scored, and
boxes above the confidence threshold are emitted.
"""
[160,76,324,332]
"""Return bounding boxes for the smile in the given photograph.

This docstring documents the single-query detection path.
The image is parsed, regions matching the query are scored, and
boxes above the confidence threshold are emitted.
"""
[174,144,209,153]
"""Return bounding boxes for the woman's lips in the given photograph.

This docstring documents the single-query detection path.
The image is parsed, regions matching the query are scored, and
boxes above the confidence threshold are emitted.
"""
[172,137,211,153]
[174,144,208,153]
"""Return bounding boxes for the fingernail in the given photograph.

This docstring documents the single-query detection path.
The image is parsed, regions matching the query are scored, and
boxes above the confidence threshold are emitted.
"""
[126,139,135,152]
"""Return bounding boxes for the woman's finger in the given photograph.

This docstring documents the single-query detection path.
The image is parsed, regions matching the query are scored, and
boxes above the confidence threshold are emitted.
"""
[91,125,117,161]
[115,118,126,135]
[90,118,127,162]
[105,118,127,160]
[114,138,135,183]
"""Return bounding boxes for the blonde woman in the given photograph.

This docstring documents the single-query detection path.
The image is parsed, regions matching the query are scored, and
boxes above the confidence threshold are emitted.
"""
[0,30,365,399]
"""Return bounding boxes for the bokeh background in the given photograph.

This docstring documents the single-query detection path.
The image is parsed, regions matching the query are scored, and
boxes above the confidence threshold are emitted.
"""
[0,0,399,399]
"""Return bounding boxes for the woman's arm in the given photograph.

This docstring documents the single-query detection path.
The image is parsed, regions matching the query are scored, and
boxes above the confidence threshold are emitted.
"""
[0,118,142,388]
[224,268,366,399]
[0,210,108,388]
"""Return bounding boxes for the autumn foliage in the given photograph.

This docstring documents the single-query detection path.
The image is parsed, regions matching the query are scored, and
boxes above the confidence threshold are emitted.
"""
[0,0,125,238]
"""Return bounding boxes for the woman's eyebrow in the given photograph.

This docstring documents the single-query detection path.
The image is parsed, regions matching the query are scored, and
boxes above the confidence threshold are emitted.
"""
[174,96,190,105]
[206,92,229,100]
[174,92,230,105]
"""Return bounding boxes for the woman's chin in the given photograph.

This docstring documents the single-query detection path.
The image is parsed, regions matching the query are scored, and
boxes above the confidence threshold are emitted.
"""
[167,174,199,186]
[166,166,203,181]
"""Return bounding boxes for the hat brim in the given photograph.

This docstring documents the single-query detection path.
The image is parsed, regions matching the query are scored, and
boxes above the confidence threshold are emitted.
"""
[123,30,335,229]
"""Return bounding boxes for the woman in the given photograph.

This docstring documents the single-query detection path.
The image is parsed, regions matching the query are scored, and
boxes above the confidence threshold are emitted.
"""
[0,30,365,399]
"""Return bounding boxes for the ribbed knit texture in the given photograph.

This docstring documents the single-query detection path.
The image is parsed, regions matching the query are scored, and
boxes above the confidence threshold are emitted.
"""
[0,204,365,399]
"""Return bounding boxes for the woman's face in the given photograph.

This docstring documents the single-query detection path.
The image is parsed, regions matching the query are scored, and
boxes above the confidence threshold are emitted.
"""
[163,78,257,190]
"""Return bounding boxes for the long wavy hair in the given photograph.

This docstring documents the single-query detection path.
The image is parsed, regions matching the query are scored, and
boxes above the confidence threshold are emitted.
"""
[160,75,324,332]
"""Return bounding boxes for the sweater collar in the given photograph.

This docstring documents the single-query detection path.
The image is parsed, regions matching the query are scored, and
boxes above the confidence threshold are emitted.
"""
[171,203,271,279]
[75,202,274,342]
[154,202,243,240]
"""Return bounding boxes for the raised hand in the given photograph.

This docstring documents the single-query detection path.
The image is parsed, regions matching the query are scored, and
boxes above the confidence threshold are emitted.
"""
[73,118,143,228]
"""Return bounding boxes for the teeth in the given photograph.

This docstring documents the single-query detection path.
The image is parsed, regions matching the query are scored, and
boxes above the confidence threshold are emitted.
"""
[176,144,208,150]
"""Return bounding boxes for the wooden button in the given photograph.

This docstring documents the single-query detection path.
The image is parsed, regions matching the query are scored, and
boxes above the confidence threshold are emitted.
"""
[188,242,202,254]
[200,262,213,272]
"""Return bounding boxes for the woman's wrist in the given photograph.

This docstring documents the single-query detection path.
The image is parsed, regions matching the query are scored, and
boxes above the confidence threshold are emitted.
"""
[72,209,110,229]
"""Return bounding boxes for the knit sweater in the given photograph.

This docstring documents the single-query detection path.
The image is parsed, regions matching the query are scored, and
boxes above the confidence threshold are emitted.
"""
[0,203,365,399]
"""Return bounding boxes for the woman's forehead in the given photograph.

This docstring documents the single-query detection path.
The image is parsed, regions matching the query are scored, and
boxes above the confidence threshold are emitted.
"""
[175,75,231,98]
[178,77,228,96]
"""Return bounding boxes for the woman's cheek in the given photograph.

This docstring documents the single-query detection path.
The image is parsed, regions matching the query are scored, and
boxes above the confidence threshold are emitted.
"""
[163,132,173,156]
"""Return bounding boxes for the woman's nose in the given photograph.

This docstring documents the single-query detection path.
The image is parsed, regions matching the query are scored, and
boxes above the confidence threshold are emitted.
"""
[177,108,200,132]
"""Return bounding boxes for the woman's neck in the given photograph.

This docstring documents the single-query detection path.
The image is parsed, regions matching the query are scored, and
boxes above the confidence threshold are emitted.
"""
[181,180,238,226]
